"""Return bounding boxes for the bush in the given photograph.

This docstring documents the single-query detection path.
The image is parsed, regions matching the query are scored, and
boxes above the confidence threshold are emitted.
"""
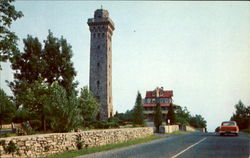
[29,120,41,131]
[90,120,119,129]
[4,141,19,156]
[215,126,220,132]
[76,140,83,150]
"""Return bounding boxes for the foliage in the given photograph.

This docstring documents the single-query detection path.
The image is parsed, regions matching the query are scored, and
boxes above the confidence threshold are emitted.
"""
[189,114,206,128]
[42,31,77,94]
[166,103,176,125]
[48,83,81,132]
[9,31,77,105]
[154,103,162,133]
[76,140,83,150]
[13,82,81,132]
[0,0,23,63]
[174,105,206,128]
[115,110,133,124]
[215,126,220,132]
[230,100,250,130]
[14,80,50,131]
[175,106,191,126]
[3,140,19,156]
[0,88,16,128]
[90,120,119,129]
[78,86,99,127]
[132,92,145,126]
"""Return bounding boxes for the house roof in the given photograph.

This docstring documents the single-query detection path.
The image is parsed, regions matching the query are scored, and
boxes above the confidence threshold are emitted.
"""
[145,90,173,98]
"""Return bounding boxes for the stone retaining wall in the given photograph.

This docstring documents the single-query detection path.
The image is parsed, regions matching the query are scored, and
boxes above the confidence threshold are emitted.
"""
[0,127,153,158]
[159,125,179,133]
[185,126,196,132]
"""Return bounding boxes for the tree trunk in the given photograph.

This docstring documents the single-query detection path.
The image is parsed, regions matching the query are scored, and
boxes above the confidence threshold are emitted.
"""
[41,107,46,131]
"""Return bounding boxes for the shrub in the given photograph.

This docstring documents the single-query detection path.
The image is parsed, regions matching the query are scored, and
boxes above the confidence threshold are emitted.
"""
[4,141,19,156]
[76,140,83,150]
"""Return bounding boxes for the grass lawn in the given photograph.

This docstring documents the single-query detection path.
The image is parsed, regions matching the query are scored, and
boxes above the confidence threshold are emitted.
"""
[168,131,190,135]
[44,135,163,158]
[241,128,250,137]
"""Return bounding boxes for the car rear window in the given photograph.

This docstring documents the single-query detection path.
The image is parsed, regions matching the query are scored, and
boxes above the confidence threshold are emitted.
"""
[222,122,235,126]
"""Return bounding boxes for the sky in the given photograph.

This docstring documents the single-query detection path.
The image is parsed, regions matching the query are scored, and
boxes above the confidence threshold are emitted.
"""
[1,1,250,132]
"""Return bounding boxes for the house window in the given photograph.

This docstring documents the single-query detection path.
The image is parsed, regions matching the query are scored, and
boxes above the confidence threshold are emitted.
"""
[102,33,105,38]
[93,33,96,38]
[97,63,100,67]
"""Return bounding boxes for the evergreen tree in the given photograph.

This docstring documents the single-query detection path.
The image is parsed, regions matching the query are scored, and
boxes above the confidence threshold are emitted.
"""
[166,103,176,125]
[78,86,99,127]
[0,0,23,64]
[230,100,250,130]
[0,89,15,129]
[132,91,145,126]
[154,103,162,133]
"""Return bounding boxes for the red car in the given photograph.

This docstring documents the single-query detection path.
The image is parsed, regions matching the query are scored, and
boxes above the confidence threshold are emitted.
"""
[219,121,239,136]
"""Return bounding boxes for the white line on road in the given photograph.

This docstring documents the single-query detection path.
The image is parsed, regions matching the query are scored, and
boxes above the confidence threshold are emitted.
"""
[171,137,207,158]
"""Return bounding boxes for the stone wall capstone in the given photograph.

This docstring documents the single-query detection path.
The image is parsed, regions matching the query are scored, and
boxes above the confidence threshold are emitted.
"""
[0,127,153,158]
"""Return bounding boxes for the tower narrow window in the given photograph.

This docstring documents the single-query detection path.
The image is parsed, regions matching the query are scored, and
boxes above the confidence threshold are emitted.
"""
[97,80,100,89]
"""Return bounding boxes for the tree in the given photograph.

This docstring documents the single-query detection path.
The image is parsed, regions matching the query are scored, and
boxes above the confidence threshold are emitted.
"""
[0,0,23,63]
[189,114,206,128]
[116,109,133,124]
[0,88,15,129]
[175,106,191,125]
[154,103,162,133]
[230,100,250,130]
[9,35,44,99]
[132,92,145,126]
[166,103,176,125]
[48,83,81,132]
[15,80,50,131]
[9,31,78,107]
[78,86,99,127]
[42,31,77,94]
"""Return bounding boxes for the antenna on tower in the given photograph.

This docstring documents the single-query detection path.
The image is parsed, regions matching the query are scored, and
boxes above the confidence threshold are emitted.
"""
[101,5,103,9]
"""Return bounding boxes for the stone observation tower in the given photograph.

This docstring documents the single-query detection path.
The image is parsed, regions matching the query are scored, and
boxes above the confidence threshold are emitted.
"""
[87,8,115,120]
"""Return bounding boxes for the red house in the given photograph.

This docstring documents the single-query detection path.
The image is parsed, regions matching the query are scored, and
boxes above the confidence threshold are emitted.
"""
[143,87,173,122]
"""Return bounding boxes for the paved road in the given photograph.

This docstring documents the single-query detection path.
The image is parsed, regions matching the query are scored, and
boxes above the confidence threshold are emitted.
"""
[77,132,249,158]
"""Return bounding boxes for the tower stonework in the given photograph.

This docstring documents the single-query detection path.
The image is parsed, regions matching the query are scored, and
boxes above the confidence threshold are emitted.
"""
[87,9,114,120]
